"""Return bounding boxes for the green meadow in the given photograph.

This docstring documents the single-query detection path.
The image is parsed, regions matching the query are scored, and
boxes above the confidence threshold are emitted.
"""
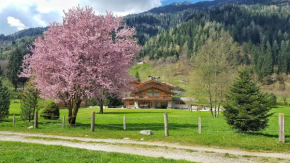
[0,141,190,163]
[0,100,289,152]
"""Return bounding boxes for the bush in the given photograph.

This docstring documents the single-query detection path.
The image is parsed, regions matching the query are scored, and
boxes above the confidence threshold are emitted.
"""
[41,102,60,120]
[266,93,277,107]
[21,85,38,122]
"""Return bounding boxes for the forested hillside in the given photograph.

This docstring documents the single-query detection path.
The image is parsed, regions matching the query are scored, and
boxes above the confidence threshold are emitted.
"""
[0,27,46,60]
[139,4,290,83]
[125,0,290,45]
[0,27,46,42]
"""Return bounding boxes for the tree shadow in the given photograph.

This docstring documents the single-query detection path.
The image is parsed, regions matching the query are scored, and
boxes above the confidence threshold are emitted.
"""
[67,123,198,131]
[99,111,167,115]
[243,132,290,140]
[9,113,21,116]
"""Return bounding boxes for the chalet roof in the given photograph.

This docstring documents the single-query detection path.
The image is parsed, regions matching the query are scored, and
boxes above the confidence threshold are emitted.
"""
[137,80,174,89]
[129,80,141,85]
[132,85,176,95]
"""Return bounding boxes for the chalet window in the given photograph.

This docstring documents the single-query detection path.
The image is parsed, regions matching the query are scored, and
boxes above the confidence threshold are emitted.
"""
[147,92,152,97]
[154,93,159,97]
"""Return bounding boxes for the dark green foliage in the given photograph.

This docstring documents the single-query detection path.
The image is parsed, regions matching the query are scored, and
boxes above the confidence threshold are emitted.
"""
[0,65,3,76]
[87,93,123,108]
[135,71,141,82]
[20,86,38,122]
[104,94,123,107]
[87,98,98,106]
[0,79,9,120]
[7,48,26,91]
[41,102,60,120]
[224,69,273,131]
[138,4,290,79]
[265,93,277,107]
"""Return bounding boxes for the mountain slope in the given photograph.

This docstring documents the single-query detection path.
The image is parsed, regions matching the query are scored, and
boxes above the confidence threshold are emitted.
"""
[0,27,47,42]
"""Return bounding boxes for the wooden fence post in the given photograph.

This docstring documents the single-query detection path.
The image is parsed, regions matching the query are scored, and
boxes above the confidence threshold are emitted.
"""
[13,114,15,126]
[34,111,38,129]
[123,116,126,130]
[279,113,285,143]
[198,116,201,135]
[91,112,95,132]
[164,113,169,136]
[62,115,65,128]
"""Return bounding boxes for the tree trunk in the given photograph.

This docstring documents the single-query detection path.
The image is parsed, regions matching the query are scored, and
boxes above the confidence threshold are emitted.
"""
[208,88,214,117]
[14,85,17,92]
[99,99,104,114]
[210,107,213,117]
[217,102,221,117]
[72,100,81,123]
[283,98,287,105]
[68,105,74,125]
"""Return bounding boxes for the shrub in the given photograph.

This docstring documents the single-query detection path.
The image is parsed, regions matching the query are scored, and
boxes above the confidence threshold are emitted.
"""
[41,102,60,120]
[266,93,277,107]
[21,85,38,122]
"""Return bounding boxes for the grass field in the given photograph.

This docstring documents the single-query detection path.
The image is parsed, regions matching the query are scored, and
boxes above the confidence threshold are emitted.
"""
[0,141,190,163]
[0,100,289,152]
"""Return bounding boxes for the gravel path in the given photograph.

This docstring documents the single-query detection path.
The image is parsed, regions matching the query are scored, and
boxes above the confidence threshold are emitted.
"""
[0,131,289,163]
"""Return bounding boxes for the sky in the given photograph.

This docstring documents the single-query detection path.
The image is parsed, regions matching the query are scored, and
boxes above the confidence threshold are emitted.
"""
[0,0,209,35]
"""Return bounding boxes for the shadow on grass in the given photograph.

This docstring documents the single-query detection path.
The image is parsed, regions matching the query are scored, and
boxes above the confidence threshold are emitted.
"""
[60,123,198,131]
[98,111,168,115]
[244,132,290,140]
[8,113,21,116]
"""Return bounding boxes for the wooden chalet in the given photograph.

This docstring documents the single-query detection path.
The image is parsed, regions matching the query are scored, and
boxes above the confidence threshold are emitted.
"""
[122,79,176,109]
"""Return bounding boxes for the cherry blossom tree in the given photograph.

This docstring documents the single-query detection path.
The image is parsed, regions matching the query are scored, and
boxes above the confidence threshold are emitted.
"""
[21,6,140,124]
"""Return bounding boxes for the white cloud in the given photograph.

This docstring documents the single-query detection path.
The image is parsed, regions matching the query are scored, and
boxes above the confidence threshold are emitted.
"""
[0,0,163,35]
[33,15,48,27]
[7,16,26,30]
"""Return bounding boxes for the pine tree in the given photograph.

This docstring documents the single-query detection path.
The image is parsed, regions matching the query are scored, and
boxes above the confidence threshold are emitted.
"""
[135,71,141,82]
[224,69,273,132]
[20,84,38,122]
[0,78,10,120]
[261,42,273,78]
[0,65,3,76]
[7,48,25,91]
[278,41,289,74]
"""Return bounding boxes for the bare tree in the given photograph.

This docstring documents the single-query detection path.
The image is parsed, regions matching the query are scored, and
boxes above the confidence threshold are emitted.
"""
[192,30,241,117]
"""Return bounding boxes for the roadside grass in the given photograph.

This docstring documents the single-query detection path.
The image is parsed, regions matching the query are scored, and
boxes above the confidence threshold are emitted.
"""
[0,141,190,163]
[0,100,289,152]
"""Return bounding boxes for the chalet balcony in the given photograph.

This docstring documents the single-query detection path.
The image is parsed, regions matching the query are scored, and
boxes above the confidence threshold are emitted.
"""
[132,96,172,101]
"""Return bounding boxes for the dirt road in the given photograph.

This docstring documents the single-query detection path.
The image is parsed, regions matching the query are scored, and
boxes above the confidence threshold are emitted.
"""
[0,131,289,163]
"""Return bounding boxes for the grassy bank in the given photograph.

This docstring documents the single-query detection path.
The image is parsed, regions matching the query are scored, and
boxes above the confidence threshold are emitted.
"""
[0,141,190,163]
[0,100,289,152]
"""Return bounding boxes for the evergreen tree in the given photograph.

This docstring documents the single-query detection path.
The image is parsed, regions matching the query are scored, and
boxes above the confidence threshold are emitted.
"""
[0,65,3,76]
[278,41,289,74]
[7,48,25,91]
[20,84,38,122]
[261,42,273,78]
[0,78,10,120]
[224,69,273,132]
[135,71,141,82]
